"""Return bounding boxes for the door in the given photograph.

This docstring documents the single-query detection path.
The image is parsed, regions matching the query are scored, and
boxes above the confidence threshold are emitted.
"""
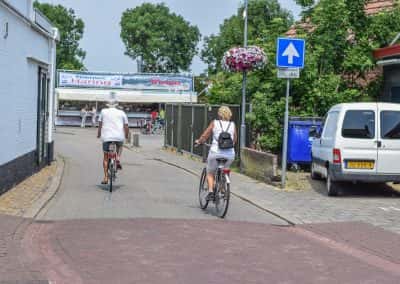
[340,107,378,174]
[315,111,339,176]
[377,108,400,174]
[37,68,49,165]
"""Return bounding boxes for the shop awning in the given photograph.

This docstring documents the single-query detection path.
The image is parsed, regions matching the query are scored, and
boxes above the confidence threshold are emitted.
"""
[56,88,197,103]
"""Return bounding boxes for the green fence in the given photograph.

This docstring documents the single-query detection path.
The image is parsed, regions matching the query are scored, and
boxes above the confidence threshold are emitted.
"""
[165,104,250,161]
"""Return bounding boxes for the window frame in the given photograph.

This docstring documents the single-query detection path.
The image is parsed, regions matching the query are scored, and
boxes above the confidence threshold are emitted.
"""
[341,110,376,140]
[380,110,400,140]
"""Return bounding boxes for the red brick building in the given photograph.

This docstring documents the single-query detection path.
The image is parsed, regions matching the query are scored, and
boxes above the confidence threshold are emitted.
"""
[286,0,396,37]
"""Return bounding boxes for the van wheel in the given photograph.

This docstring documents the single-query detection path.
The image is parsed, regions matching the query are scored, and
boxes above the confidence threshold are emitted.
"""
[327,173,339,196]
[311,160,321,180]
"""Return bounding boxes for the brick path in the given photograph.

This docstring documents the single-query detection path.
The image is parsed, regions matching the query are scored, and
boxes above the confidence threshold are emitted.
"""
[16,218,400,283]
[154,147,400,234]
[0,162,58,217]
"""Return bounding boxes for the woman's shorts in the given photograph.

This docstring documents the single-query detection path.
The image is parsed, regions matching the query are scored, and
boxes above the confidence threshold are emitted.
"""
[207,152,234,174]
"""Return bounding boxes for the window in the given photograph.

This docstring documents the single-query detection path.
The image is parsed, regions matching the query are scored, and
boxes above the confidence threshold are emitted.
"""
[381,111,400,139]
[391,87,400,103]
[322,112,339,140]
[342,110,375,139]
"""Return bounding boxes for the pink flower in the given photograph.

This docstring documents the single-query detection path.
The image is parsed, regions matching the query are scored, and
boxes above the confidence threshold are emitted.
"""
[222,46,267,72]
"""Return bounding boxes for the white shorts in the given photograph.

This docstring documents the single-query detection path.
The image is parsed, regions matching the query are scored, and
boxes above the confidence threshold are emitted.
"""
[206,152,234,174]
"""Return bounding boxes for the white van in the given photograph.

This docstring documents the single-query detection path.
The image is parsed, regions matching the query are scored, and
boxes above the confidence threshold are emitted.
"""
[310,103,400,196]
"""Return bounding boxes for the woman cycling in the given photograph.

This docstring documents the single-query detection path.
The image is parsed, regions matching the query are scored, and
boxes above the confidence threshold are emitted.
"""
[195,106,237,201]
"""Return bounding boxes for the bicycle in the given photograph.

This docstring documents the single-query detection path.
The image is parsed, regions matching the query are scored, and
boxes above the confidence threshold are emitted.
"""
[141,119,152,135]
[106,142,118,192]
[197,143,231,218]
[151,119,164,135]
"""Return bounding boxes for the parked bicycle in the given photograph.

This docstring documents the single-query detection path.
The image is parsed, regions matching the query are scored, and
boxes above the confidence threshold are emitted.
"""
[151,118,164,135]
[196,143,231,218]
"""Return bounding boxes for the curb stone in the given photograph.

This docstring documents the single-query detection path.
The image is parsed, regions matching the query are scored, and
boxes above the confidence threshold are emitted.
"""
[23,156,65,219]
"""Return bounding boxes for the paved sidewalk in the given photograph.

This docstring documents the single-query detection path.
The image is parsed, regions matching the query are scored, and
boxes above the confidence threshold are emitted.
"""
[148,146,400,234]
[0,159,62,218]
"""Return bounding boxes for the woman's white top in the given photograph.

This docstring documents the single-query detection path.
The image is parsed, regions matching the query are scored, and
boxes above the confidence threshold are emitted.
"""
[210,120,235,156]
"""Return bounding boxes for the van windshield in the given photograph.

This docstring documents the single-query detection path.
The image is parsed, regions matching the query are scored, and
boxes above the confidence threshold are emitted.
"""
[342,110,375,139]
[381,111,400,139]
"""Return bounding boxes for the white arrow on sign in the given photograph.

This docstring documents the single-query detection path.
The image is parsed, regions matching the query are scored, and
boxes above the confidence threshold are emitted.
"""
[282,42,299,64]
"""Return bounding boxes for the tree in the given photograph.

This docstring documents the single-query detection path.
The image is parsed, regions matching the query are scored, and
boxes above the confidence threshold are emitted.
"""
[203,0,400,153]
[34,1,86,70]
[120,3,201,73]
[202,0,293,74]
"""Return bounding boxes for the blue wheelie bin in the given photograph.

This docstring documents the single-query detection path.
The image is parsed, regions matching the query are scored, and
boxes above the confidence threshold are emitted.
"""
[287,118,322,169]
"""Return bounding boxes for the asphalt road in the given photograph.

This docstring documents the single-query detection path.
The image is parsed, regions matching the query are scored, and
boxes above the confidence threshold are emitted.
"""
[3,128,400,283]
[39,128,286,224]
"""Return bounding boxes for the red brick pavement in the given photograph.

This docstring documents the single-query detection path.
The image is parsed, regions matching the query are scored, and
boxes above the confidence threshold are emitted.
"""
[2,215,400,283]
[0,215,46,283]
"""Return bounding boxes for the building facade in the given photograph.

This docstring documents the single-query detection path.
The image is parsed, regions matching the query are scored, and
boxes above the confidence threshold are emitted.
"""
[374,44,400,103]
[0,0,58,194]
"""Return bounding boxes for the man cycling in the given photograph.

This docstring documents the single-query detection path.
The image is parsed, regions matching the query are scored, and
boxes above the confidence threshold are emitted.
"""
[97,93,129,184]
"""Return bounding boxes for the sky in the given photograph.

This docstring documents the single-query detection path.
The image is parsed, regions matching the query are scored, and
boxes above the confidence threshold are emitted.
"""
[39,0,301,74]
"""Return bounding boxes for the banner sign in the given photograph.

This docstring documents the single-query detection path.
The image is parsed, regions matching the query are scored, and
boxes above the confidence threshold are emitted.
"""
[59,72,123,88]
[58,71,193,92]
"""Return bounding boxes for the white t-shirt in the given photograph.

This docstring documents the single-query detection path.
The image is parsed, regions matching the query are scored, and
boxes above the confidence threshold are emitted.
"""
[98,107,129,142]
[210,120,235,156]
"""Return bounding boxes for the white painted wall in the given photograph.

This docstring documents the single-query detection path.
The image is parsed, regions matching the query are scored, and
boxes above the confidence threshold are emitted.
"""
[5,0,31,18]
[0,2,54,166]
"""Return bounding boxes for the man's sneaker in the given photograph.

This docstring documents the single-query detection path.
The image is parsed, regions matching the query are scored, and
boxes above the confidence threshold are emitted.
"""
[206,192,214,201]
[117,161,122,170]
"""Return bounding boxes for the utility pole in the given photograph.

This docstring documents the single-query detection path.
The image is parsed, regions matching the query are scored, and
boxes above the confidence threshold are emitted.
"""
[240,0,249,158]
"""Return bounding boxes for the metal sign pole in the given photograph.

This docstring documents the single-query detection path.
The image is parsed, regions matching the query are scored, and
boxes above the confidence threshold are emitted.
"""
[281,78,290,188]
[240,0,249,153]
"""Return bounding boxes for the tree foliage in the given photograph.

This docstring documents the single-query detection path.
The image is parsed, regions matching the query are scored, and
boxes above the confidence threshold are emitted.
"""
[202,0,400,153]
[120,3,201,73]
[34,1,86,70]
[202,0,293,74]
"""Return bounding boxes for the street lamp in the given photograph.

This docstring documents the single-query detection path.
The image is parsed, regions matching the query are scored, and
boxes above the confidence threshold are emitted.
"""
[240,0,249,165]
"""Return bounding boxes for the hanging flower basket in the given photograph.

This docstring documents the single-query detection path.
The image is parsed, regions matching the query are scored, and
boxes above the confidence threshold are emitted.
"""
[222,46,267,72]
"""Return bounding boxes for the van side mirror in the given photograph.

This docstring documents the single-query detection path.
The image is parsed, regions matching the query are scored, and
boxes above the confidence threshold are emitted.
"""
[309,126,321,138]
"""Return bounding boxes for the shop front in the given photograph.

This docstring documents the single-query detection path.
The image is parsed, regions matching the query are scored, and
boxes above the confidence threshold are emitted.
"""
[56,71,196,127]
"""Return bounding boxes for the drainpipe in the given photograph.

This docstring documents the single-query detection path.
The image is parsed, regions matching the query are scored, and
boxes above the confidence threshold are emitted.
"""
[48,27,58,145]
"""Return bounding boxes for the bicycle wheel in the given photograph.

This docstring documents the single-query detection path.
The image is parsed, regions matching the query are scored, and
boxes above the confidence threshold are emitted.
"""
[108,160,114,192]
[215,174,230,218]
[199,168,209,209]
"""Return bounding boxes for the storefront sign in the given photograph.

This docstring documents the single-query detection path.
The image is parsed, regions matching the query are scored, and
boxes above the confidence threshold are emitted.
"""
[58,71,193,91]
[59,72,123,88]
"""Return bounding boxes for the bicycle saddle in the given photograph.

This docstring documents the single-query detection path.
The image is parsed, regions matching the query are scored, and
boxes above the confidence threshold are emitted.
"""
[216,158,228,163]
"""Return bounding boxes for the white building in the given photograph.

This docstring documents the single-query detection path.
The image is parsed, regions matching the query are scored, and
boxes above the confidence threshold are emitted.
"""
[0,0,58,194]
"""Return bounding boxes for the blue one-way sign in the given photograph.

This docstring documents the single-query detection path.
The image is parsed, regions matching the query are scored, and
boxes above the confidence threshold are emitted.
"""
[276,38,305,68]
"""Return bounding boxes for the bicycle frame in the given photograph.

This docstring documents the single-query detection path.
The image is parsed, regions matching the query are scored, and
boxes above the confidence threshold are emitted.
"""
[214,163,231,191]
[107,142,118,192]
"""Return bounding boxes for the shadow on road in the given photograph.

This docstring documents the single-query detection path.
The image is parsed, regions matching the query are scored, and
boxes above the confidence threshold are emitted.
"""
[309,177,400,198]
[96,184,126,192]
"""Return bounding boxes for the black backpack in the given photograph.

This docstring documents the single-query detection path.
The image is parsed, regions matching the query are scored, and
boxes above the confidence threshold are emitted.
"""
[217,120,234,149]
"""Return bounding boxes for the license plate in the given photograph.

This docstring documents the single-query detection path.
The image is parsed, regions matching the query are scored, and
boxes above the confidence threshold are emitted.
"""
[346,161,374,169]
